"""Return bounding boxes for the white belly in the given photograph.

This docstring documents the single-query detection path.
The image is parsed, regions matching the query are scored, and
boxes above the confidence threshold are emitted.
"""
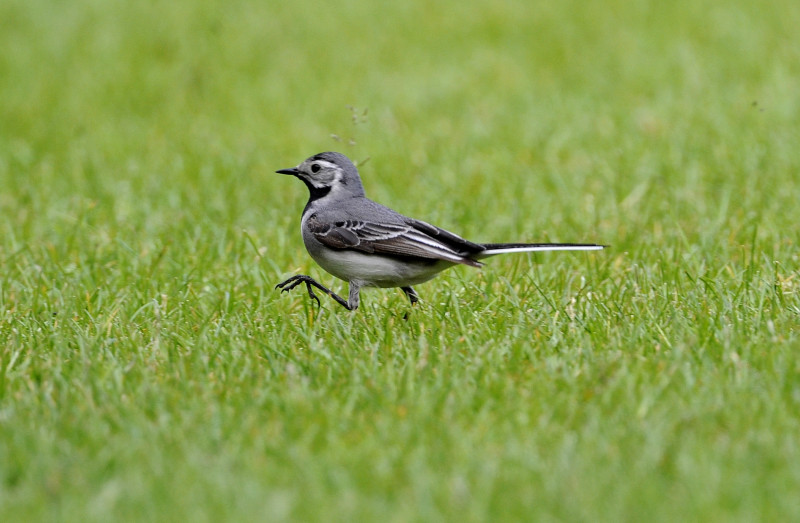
[306,240,452,288]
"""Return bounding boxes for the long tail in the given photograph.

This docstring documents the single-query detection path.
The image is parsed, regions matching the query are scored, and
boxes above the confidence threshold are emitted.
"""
[477,242,607,258]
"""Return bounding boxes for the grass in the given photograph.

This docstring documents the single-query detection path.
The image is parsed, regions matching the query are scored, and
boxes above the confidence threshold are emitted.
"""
[1,0,799,520]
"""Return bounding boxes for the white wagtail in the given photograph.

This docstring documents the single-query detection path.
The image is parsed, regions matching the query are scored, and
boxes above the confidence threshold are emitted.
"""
[275,152,605,310]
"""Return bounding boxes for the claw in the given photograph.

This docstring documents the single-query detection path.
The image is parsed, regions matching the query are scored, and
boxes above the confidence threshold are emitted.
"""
[305,282,321,308]
[275,274,352,310]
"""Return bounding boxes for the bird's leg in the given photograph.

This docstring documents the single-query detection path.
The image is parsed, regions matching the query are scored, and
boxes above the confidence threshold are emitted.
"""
[276,275,352,310]
[347,281,362,310]
[401,286,419,305]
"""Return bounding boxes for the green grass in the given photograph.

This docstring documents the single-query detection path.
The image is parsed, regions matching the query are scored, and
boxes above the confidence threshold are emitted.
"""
[2,0,799,520]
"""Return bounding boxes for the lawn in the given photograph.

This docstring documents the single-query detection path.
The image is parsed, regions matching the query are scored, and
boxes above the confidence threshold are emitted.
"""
[1,0,799,520]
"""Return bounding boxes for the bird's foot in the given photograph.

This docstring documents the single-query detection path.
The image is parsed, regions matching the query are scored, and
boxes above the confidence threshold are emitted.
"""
[276,275,352,310]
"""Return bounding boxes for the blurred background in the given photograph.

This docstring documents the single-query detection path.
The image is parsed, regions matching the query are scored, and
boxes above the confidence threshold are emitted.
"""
[2,0,797,251]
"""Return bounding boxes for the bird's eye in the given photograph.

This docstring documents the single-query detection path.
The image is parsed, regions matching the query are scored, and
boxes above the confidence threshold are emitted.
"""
[311,163,321,173]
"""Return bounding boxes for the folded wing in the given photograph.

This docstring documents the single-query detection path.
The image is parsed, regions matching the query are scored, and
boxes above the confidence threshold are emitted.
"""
[306,215,483,267]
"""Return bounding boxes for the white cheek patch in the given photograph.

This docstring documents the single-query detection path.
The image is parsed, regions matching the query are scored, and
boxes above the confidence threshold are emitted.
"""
[302,160,340,188]
[307,177,328,189]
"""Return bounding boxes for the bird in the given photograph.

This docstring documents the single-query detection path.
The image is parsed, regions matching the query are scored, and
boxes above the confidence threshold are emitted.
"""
[275,152,605,310]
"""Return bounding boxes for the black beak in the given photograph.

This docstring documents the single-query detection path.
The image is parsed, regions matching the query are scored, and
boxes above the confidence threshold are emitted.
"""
[276,167,299,175]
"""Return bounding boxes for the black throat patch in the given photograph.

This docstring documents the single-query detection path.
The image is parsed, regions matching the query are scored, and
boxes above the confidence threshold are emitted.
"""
[300,178,332,215]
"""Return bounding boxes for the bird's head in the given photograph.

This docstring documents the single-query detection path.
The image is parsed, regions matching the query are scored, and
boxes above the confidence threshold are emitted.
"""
[276,152,365,199]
